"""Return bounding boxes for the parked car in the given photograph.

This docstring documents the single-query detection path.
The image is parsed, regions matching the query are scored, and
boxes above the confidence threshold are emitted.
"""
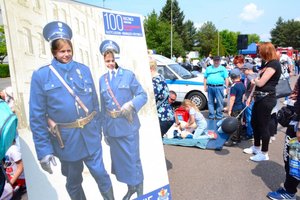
[149,54,207,110]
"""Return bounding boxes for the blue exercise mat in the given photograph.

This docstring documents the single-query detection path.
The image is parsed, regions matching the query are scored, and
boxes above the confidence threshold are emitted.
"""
[206,119,229,150]
[163,137,210,149]
[162,119,229,150]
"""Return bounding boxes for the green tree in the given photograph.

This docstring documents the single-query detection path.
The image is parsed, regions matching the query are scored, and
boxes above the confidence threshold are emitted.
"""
[144,10,184,58]
[159,0,192,53]
[194,21,217,57]
[183,20,197,51]
[159,0,185,38]
[271,17,300,50]
[0,25,7,64]
[248,34,260,44]
[219,30,238,56]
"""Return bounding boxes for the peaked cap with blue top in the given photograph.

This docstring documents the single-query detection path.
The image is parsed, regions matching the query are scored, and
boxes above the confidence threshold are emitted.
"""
[99,40,120,55]
[43,21,73,42]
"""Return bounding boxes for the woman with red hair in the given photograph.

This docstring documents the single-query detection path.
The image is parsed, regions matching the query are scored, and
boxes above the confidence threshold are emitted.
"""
[243,42,281,161]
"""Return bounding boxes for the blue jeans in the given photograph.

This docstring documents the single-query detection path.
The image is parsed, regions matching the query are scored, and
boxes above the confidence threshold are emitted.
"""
[207,86,224,119]
[245,101,254,137]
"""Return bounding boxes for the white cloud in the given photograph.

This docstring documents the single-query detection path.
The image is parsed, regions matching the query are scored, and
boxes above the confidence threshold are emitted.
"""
[239,3,264,21]
[295,17,300,22]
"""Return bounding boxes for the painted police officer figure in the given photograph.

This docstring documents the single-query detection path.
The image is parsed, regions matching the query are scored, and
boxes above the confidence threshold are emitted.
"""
[99,40,147,200]
[29,21,114,200]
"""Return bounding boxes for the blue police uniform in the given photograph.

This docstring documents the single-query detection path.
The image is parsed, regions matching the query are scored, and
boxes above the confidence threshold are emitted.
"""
[30,59,112,199]
[99,67,147,186]
[29,20,113,200]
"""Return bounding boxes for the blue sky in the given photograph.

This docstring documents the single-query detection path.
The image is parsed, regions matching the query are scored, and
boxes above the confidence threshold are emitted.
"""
[77,0,300,41]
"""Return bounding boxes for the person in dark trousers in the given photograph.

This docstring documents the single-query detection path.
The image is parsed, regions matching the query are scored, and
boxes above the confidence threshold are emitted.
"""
[267,76,300,200]
[224,68,245,146]
[150,57,175,137]
[243,42,281,162]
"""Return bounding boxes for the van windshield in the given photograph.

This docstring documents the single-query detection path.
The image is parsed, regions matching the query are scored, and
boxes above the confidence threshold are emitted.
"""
[169,63,193,79]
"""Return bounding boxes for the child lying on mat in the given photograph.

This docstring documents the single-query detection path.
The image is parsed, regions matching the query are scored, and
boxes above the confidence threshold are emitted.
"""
[166,99,217,139]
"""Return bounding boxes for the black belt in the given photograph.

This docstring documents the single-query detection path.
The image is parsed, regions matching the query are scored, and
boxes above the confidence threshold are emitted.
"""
[207,84,223,87]
[253,91,275,96]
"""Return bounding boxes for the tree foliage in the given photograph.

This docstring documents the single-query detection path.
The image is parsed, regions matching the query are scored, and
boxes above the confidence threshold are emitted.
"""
[271,17,300,50]
[159,0,196,54]
[194,21,217,57]
[248,34,260,44]
[144,0,300,58]
[144,10,184,58]
[0,25,7,64]
[219,30,238,56]
[183,20,197,51]
[159,0,185,38]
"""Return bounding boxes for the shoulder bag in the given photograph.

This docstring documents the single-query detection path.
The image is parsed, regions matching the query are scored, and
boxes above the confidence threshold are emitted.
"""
[276,76,292,98]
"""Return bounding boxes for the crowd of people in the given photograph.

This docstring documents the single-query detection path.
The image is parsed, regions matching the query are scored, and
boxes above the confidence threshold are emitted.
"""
[156,42,300,199]
[0,87,26,199]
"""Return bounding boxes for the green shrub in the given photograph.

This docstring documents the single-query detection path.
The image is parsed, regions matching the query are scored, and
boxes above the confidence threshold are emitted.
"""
[0,64,10,78]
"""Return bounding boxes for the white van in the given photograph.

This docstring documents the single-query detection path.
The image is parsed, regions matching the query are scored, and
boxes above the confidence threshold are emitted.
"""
[149,54,207,110]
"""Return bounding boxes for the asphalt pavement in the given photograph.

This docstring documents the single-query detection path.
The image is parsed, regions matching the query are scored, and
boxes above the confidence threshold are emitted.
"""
[164,75,300,200]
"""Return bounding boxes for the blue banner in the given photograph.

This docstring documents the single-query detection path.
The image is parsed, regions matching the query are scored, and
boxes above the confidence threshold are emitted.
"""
[103,12,143,37]
[135,184,172,200]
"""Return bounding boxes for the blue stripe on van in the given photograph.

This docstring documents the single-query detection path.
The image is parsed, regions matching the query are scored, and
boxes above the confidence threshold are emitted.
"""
[165,80,204,86]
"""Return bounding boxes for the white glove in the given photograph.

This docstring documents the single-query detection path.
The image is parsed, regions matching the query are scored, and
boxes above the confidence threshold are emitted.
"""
[40,154,57,174]
[121,101,134,123]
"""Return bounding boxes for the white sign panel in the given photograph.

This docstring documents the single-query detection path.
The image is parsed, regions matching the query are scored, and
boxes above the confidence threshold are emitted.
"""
[0,0,171,199]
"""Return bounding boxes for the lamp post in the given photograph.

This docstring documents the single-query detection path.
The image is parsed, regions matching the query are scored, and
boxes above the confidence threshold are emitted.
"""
[218,31,220,56]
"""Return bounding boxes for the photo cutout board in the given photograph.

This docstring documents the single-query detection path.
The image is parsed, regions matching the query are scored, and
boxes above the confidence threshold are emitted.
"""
[0,0,171,199]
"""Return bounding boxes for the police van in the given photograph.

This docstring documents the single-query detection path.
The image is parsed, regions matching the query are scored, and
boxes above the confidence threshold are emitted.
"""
[149,54,207,110]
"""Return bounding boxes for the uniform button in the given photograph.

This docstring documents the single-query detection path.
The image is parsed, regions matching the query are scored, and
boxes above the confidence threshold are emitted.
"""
[85,80,87,82]
[112,102,115,105]
[73,87,75,89]
[70,77,73,80]
[51,84,54,87]
[84,89,87,92]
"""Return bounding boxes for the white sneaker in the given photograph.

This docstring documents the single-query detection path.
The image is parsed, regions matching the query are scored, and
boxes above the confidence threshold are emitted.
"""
[243,146,260,155]
[250,152,269,162]
[271,136,276,141]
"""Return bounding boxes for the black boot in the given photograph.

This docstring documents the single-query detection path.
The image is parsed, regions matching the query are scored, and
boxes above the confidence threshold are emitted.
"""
[122,182,143,200]
[136,182,143,197]
[101,187,115,200]
[224,139,237,147]
[224,132,239,147]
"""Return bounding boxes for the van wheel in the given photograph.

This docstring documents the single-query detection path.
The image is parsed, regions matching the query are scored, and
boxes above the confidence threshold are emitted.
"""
[186,92,207,110]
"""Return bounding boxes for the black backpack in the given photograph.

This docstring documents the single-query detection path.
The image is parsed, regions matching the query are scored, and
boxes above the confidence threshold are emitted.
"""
[277,106,296,127]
